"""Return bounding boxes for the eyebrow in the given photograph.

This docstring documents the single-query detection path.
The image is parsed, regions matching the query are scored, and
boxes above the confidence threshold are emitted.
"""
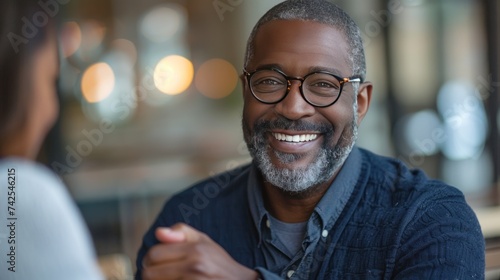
[252,64,344,77]
[253,63,282,71]
[308,66,343,76]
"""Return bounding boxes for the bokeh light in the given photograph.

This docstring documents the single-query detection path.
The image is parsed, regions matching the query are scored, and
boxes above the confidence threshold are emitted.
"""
[154,55,194,95]
[437,81,488,160]
[60,21,82,58]
[111,39,138,66]
[81,62,116,103]
[139,4,186,42]
[394,110,442,156]
[81,20,106,53]
[195,59,239,99]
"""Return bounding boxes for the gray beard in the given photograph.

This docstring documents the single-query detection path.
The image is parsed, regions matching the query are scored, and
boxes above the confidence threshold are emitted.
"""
[243,112,358,195]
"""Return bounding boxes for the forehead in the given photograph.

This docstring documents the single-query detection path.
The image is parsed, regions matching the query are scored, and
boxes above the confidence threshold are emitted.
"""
[250,20,351,76]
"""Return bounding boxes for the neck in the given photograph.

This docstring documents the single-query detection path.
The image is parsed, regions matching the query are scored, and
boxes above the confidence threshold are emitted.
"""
[262,177,334,223]
[0,131,37,160]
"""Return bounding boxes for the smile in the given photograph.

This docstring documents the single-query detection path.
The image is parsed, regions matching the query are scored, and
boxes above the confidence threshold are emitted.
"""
[272,133,318,143]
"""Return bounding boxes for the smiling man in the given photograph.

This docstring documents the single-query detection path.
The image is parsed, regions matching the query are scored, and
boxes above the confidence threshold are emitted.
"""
[136,1,485,279]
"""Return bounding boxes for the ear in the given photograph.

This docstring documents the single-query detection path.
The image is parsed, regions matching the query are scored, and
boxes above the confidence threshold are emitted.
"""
[355,82,373,126]
[240,73,253,103]
[240,73,248,93]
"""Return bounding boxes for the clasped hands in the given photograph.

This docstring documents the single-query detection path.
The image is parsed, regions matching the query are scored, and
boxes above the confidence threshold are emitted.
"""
[142,223,259,280]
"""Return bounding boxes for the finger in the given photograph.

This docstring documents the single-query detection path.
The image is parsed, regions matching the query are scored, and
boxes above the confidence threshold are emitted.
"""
[169,223,205,243]
[155,227,186,243]
[142,259,192,280]
[142,243,190,267]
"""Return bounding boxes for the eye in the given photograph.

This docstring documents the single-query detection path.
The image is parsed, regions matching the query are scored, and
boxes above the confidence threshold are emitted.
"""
[313,82,334,88]
[254,78,284,86]
[310,81,339,89]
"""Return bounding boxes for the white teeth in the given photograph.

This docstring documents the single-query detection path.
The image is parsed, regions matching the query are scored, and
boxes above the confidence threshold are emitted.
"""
[272,133,318,143]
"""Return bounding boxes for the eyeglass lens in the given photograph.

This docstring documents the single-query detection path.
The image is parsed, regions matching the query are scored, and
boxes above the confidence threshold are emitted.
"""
[249,69,342,106]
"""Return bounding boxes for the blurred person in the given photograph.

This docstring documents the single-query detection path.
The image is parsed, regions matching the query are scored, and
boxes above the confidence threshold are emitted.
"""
[0,0,103,279]
[137,0,485,279]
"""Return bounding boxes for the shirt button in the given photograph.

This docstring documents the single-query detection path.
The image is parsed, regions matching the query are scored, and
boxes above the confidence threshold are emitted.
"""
[266,219,271,228]
[322,229,329,238]
[287,270,295,278]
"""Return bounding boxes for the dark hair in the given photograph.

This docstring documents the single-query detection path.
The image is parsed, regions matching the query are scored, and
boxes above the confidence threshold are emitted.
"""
[0,0,54,148]
[244,0,366,82]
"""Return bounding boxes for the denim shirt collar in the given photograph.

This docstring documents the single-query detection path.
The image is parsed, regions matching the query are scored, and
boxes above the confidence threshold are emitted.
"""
[247,146,362,246]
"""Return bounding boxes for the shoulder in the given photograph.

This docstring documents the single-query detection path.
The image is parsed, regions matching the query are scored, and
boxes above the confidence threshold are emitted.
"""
[353,150,484,277]
[170,163,252,204]
[0,158,71,206]
[0,158,88,230]
[358,148,464,202]
[355,148,480,237]
[0,158,63,184]
[0,159,103,279]
[159,163,252,224]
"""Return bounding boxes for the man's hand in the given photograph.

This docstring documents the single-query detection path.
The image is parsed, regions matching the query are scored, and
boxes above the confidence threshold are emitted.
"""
[142,223,260,280]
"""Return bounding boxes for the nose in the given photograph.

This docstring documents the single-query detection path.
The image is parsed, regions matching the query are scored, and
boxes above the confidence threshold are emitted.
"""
[274,80,315,120]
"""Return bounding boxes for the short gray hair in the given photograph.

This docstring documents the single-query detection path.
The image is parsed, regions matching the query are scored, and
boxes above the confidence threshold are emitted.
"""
[244,0,366,82]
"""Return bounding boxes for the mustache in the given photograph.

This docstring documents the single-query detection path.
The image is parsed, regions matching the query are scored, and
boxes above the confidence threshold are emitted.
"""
[253,116,334,134]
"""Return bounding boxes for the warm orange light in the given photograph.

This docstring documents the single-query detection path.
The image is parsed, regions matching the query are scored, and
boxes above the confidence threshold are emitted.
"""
[81,63,115,103]
[60,21,82,57]
[154,55,194,95]
[195,59,238,99]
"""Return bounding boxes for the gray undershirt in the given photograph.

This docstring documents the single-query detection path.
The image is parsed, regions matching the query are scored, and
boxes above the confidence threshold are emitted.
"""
[268,215,308,258]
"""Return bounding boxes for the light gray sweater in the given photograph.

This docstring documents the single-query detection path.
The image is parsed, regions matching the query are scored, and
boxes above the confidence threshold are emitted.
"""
[0,158,103,280]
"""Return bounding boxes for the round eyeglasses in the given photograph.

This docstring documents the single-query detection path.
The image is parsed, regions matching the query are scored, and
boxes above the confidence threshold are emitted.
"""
[243,67,361,108]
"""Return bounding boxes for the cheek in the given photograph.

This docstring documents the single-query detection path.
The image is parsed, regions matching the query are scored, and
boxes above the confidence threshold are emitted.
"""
[45,83,59,124]
[319,101,355,135]
[38,62,59,127]
[34,75,59,129]
[242,92,268,127]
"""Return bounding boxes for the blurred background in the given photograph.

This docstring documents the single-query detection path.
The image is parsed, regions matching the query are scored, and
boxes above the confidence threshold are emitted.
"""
[37,0,500,278]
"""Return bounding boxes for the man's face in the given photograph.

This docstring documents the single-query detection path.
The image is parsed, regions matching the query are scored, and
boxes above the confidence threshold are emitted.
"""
[242,20,365,194]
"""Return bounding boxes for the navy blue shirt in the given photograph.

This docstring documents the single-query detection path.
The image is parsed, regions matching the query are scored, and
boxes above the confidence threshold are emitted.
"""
[136,147,485,279]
